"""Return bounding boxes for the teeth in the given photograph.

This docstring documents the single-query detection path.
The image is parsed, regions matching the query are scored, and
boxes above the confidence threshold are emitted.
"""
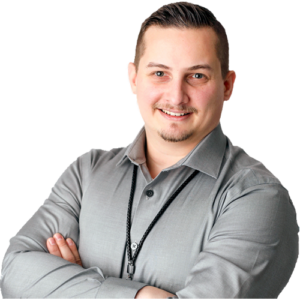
[161,109,189,116]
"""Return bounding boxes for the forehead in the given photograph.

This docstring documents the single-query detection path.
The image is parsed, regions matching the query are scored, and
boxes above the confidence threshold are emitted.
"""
[140,26,219,69]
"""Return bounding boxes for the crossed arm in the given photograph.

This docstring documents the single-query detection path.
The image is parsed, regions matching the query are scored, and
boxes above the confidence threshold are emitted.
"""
[46,233,175,299]
[1,152,298,298]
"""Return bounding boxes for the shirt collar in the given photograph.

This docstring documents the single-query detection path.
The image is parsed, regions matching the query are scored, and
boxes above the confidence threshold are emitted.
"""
[116,128,147,167]
[117,123,227,179]
[178,123,227,178]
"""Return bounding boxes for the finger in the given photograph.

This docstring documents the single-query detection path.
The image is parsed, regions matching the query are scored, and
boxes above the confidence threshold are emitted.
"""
[47,237,62,258]
[54,233,76,264]
[66,238,83,266]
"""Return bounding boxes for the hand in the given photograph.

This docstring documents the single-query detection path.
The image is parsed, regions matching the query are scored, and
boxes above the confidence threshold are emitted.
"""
[47,233,83,266]
[135,286,175,299]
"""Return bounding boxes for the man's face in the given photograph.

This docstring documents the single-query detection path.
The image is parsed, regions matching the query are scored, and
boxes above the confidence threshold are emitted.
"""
[129,26,235,145]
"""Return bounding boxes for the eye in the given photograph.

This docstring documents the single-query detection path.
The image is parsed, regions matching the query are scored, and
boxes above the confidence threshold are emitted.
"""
[155,71,165,77]
[193,73,204,79]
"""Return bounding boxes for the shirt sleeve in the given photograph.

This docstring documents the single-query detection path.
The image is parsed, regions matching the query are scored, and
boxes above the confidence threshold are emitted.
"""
[0,151,147,298]
[175,181,299,298]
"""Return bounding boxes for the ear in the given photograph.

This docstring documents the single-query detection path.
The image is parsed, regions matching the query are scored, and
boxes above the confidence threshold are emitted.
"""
[128,62,138,94]
[223,71,236,101]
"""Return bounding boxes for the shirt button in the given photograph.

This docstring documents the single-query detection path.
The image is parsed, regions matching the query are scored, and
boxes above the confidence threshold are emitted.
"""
[146,190,154,197]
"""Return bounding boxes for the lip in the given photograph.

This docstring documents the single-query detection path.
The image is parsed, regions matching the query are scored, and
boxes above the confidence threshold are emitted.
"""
[158,109,192,121]
[160,108,190,114]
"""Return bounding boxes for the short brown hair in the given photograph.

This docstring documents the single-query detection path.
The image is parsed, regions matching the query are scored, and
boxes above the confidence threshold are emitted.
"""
[134,2,229,79]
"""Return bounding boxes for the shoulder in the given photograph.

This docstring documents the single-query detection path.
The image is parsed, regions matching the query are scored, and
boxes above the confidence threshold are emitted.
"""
[223,138,283,188]
[216,138,298,234]
[77,146,127,173]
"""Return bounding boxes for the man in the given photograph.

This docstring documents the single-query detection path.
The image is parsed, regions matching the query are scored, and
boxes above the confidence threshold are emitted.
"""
[1,2,298,298]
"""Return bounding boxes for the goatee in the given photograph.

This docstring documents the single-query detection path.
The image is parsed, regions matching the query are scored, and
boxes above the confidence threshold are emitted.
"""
[158,129,194,142]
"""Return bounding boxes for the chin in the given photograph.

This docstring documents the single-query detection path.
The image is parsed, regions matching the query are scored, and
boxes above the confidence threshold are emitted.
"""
[158,129,194,143]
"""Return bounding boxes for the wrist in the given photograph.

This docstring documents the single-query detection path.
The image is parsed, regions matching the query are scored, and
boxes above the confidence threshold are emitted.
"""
[135,286,175,299]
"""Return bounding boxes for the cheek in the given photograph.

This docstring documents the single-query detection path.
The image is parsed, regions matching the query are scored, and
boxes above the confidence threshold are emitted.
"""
[191,86,216,111]
[136,79,163,109]
[192,83,223,111]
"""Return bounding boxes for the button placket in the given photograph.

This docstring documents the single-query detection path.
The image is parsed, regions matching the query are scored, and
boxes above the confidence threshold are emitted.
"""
[126,164,200,281]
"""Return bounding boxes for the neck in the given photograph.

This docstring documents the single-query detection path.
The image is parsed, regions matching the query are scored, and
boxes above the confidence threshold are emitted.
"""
[145,130,201,179]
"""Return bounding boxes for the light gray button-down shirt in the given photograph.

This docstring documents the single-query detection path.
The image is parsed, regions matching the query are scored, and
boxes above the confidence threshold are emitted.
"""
[1,124,298,298]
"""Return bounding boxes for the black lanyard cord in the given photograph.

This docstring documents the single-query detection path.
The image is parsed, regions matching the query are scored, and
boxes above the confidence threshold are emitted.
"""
[126,164,199,280]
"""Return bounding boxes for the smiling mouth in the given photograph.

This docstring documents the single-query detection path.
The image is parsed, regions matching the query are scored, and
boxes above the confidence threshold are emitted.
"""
[160,109,191,116]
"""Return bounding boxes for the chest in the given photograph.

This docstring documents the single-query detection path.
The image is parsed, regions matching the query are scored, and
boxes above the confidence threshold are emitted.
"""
[78,164,219,292]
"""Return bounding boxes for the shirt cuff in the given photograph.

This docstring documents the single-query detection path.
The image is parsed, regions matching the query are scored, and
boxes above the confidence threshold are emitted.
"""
[96,277,148,299]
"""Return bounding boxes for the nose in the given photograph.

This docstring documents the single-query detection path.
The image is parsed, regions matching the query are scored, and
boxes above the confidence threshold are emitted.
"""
[165,78,189,106]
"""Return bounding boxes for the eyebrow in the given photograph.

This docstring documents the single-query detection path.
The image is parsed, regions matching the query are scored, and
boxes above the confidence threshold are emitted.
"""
[146,62,212,71]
